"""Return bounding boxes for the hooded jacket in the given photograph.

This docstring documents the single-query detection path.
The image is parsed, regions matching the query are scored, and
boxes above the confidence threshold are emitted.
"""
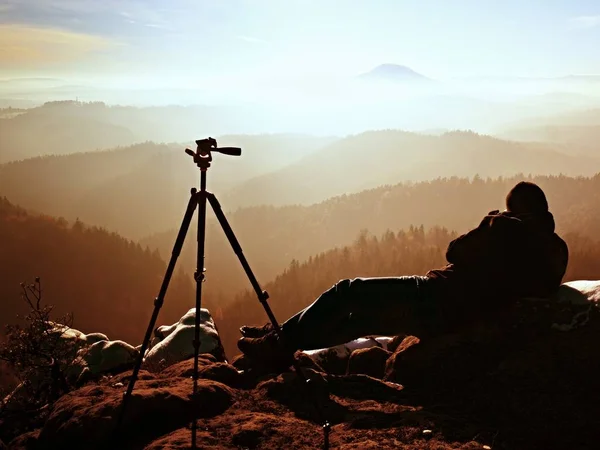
[427,210,569,300]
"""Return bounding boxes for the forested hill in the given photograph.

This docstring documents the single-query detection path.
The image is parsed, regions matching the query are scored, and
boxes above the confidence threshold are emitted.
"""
[0,100,335,164]
[141,173,600,308]
[0,135,332,239]
[220,130,600,209]
[0,197,194,344]
[0,102,137,163]
[0,142,177,239]
[498,124,600,158]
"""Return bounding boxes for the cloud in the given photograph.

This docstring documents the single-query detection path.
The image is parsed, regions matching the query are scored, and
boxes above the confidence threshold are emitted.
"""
[0,1,177,38]
[0,24,117,68]
[569,15,600,30]
[0,4,17,13]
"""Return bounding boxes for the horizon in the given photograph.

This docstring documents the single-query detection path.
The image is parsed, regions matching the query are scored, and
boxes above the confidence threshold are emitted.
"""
[1,0,600,113]
[2,1,600,89]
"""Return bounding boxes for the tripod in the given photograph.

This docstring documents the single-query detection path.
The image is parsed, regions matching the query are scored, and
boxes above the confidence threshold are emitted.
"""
[115,138,331,449]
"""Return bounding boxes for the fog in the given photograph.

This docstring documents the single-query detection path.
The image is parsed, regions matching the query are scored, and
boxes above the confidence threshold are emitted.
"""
[3,67,600,138]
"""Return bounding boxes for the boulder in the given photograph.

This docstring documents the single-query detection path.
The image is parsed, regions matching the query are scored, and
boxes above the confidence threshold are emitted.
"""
[43,322,138,381]
[36,377,236,449]
[383,335,422,385]
[159,359,245,388]
[144,308,226,369]
[73,339,139,381]
[347,346,391,379]
[386,334,408,353]
[7,430,39,449]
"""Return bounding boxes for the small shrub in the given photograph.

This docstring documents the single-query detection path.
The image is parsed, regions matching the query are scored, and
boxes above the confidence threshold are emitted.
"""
[0,278,79,414]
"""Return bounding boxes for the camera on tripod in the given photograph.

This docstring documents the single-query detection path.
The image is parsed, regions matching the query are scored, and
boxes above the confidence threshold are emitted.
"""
[185,138,242,169]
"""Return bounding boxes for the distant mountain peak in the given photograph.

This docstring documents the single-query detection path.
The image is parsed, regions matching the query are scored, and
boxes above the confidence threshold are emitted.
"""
[359,64,430,82]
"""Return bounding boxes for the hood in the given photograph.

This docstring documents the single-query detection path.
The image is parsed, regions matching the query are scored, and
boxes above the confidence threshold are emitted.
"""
[502,210,556,234]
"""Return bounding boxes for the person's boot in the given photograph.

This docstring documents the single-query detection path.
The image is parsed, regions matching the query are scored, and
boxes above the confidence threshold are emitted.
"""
[237,330,295,372]
[239,322,274,338]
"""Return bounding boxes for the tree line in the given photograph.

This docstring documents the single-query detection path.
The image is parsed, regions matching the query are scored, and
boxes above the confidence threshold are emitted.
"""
[0,197,194,345]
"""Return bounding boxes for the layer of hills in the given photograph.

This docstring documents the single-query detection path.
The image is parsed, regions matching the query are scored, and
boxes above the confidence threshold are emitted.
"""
[4,119,600,305]
[496,108,600,158]
[0,101,335,164]
[0,135,332,239]
[3,118,600,309]
[2,130,598,242]
[4,82,600,146]
[0,102,135,163]
[220,130,600,208]
[140,173,600,310]
[3,173,600,353]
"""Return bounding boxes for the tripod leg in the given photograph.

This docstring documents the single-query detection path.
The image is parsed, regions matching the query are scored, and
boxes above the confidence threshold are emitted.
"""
[115,189,198,435]
[191,185,208,450]
[205,193,279,329]
[206,192,331,449]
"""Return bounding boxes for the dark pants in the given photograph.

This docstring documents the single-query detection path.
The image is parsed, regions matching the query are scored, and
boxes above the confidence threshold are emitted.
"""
[280,276,443,351]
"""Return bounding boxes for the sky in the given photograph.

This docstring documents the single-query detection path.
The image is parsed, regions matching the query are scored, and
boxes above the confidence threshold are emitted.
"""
[1,0,600,87]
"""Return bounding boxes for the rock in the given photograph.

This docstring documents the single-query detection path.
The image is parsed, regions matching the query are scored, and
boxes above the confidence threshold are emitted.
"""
[383,331,502,389]
[36,378,236,449]
[383,335,421,384]
[326,373,404,401]
[386,334,408,353]
[144,412,323,450]
[79,339,139,375]
[231,427,264,448]
[144,308,227,369]
[394,335,421,354]
[159,359,244,388]
[195,363,244,388]
[295,352,325,372]
[256,369,332,419]
[230,354,249,371]
[158,356,219,378]
[84,332,109,344]
[7,430,39,449]
[347,346,391,379]
[105,369,157,386]
[42,323,139,381]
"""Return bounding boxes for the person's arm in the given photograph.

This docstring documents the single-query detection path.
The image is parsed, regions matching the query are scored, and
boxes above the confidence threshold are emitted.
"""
[446,211,524,266]
[446,212,496,265]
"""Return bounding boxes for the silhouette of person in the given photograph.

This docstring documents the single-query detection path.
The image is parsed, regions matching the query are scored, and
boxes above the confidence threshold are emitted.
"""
[238,182,569,370]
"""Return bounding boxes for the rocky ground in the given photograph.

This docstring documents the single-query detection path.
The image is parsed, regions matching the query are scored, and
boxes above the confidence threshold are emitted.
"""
[2,298,600,449]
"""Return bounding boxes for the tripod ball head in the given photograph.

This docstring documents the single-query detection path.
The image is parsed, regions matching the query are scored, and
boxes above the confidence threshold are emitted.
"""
[185,137,242,169]
[195,137,241,156]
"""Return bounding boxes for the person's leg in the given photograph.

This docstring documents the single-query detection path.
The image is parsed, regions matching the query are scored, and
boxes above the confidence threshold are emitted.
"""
[278,275,436,350]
